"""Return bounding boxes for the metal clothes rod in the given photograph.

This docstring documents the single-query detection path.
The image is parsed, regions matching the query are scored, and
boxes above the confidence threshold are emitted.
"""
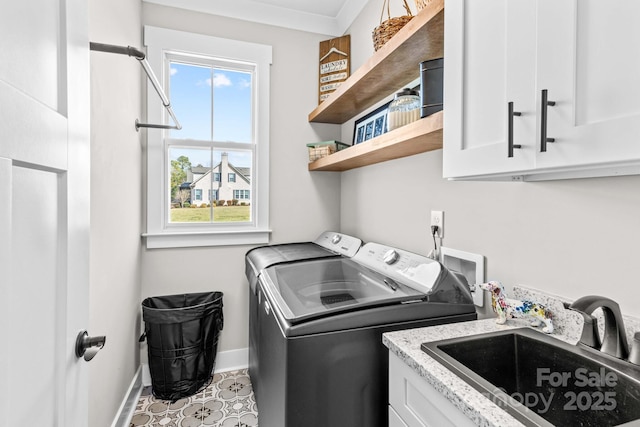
[89,42,182,131]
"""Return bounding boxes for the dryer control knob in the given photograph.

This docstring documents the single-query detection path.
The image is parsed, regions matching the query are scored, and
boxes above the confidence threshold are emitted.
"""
[331,234,342,244]
[383,249,399,265]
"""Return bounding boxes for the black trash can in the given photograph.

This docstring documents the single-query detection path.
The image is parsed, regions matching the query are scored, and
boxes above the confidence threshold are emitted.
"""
[141,292,224,401]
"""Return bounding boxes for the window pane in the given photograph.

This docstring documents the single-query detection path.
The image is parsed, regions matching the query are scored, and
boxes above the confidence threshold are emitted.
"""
[169,62,212,139]
[169,147,252,223]
[211,150,252,222]
[169,146,212,223]
[213,69,252,143]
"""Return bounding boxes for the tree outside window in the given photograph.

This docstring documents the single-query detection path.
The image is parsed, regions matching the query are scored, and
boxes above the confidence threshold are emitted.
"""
[171,155,191,207]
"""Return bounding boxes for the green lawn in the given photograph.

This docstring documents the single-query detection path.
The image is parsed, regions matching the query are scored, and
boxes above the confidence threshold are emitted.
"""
[170,206,250,222]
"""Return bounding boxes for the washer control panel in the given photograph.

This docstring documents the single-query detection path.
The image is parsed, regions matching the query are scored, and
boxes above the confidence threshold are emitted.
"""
[314,231,362,257]
[353,242,442,294]
[383,249,399,265]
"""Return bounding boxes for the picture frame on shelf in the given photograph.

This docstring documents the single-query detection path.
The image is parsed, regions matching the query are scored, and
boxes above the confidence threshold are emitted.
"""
[353,101,390,145]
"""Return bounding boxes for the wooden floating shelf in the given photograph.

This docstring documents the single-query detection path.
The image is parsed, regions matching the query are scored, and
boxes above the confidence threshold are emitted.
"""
[308,0,444,124]
[308,112,443,172]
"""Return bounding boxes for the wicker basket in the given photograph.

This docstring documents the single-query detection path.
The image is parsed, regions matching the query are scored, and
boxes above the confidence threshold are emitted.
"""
[373,0,413,51]
[306,141,349,162]
[414,0,432,12]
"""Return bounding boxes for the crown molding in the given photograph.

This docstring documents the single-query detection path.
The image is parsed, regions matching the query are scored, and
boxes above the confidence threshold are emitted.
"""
[143,0,369,36]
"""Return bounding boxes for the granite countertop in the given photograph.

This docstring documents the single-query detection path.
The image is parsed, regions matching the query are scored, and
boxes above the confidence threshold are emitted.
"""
[383,318,552,427]
[382,285,640,427]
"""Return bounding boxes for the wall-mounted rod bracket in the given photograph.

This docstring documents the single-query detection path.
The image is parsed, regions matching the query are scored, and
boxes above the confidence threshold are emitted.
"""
[89,42,182,132]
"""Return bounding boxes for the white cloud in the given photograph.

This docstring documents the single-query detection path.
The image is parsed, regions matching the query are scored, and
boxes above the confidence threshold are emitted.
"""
[170,67,178,76]
[213,73,232,88]
[194,78,211,87]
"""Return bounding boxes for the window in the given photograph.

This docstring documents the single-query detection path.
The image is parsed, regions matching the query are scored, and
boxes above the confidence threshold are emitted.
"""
[234,190,250,200]
[144,26,272,248]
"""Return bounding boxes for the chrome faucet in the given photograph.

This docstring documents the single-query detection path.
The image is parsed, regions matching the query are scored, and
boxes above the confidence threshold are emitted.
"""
[569,296,629,360]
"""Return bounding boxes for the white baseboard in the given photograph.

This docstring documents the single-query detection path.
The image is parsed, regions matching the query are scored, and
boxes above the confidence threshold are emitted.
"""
[111,366,143,427]
[142,363,151,387]
[214,347,249,373]
[140,347,249,387]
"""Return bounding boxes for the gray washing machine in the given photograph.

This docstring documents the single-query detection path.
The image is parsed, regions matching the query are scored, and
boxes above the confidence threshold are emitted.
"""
[251,241,477,427]
[244,231,363,403]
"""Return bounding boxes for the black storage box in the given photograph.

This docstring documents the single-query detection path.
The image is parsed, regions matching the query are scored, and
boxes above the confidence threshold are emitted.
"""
[141,292,224,401]
[420,58,444,118]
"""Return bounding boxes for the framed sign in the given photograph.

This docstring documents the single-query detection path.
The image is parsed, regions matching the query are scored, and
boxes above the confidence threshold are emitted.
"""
[318,35,350,104]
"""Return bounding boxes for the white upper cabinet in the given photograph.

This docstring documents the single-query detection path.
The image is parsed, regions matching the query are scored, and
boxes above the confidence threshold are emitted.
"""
[535,0,640,173]
[443,0,640,181]
[443,0,537,178]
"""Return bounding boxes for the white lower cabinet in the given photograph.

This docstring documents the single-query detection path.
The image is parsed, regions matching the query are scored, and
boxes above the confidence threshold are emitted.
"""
[389,406,410,427]
[389,352,476,427]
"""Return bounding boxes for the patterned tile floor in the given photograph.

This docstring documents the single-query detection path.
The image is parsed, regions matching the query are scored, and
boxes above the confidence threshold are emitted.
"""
[130,369,259,427]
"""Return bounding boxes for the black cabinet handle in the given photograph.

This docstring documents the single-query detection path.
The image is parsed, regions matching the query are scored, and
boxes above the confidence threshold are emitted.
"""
[508,102,522,158]
[540,89,556,152]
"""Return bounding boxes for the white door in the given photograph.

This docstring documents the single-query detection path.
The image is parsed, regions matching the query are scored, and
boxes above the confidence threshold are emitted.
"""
[443,0,537,179]
[536,0,640,170]
[0,1,90,426]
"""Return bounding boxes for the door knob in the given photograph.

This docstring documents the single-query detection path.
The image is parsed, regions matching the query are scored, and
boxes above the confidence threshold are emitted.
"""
[75,330,106,362]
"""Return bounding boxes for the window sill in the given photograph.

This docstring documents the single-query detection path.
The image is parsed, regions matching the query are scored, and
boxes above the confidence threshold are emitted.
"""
[143,228,271,249]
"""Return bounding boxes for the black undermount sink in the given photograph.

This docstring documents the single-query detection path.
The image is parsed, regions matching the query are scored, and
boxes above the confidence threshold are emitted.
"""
[421,328,640,427]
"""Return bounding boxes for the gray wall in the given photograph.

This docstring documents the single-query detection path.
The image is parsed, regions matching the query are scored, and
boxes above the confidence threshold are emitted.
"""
[341,0,640,317]
[89,0,143,425]
[141,3,342,353]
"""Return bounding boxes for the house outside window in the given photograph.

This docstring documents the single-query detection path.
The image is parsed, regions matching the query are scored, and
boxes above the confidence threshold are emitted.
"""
[144,26,272,248]
[190,152,251,205]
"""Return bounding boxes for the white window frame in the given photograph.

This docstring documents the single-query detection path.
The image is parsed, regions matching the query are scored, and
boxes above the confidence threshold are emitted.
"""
[143,26,272,248]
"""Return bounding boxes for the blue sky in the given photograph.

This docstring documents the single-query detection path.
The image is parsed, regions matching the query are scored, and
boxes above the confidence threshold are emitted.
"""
[168,62,252,167]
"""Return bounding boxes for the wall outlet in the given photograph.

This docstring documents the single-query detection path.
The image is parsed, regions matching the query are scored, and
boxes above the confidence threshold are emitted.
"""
[430,210,444,238]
